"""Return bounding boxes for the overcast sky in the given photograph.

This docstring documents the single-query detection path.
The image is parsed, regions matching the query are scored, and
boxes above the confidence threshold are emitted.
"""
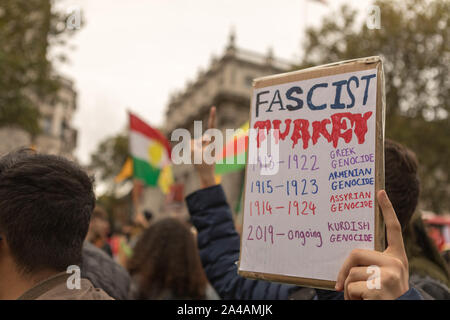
[56,0,372,164]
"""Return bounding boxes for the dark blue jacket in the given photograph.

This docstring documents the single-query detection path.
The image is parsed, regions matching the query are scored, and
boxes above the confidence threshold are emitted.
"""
[186,185,297,299]
[186,185,422,300]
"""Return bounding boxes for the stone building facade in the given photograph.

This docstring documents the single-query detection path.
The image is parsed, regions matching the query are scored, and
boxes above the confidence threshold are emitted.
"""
[147,32,293,224]
[0,76,78,159]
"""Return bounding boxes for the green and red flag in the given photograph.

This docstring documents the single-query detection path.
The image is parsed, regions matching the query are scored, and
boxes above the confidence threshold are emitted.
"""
[215,121,249,175]
[128,112,173,190]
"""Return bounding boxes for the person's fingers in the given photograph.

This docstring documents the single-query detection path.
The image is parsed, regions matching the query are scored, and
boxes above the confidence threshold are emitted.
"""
[201,106,216,148]
[336,249,390,291]
[377,190,405,257]
[345,281,368,300]
[202,130,213,147]
[208,106,216,130]
[190,138,198,156]
[343,267,370,300]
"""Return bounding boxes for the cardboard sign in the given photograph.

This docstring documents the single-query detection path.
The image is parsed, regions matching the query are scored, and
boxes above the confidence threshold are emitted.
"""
[238,57,386,290]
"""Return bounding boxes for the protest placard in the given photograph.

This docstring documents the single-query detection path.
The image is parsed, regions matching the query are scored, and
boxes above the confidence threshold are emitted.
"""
[238,57,386,289]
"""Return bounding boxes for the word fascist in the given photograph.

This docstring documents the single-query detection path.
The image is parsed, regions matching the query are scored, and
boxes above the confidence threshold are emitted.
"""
[255,73,376,117]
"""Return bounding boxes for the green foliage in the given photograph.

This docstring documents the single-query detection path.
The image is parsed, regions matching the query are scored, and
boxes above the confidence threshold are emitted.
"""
[90,133,129,185]
[300,0,450,212]
[0,0,80,135]
[0,103,41,135]
[90,133,132,225]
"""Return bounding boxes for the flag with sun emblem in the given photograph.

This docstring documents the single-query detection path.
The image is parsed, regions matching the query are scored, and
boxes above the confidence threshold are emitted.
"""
[129,112,172,187]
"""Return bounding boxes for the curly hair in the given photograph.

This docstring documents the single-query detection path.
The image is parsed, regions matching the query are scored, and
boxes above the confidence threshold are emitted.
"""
[127,218,208,300]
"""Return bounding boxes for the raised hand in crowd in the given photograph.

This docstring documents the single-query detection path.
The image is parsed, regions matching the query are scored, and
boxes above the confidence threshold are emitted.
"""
[336,190,409,300]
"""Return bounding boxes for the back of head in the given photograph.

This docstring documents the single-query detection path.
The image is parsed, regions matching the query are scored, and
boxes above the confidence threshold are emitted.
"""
[0,148,95,275]
[385,141,450,291]
[384,139,420,229]
[127,217,207,300]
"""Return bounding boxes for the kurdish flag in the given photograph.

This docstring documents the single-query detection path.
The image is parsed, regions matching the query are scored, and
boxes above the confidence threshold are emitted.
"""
[129,112,172,187]
[215,121,249,175]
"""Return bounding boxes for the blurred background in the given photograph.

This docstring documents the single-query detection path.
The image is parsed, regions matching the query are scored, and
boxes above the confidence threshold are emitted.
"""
[0,0,449,255]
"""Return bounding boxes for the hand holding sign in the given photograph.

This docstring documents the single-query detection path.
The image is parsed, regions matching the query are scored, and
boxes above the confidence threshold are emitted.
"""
[238,58,385,287]
[336,190,409,300]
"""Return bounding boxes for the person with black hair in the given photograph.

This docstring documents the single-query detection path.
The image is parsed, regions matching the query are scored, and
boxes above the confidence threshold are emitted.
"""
[317,139,450,299]
[384,140,449,299]
[0,148,112,300]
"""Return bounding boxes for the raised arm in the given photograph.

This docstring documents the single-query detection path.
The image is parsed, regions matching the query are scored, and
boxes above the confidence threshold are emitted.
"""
[186,106,298,299]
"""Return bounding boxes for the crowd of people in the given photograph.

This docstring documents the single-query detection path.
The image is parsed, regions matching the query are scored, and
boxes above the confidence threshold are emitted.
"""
[0,108,449,300]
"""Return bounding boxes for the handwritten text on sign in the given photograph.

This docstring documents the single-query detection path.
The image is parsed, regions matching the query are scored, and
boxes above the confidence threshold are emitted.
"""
[239,69,378,282]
